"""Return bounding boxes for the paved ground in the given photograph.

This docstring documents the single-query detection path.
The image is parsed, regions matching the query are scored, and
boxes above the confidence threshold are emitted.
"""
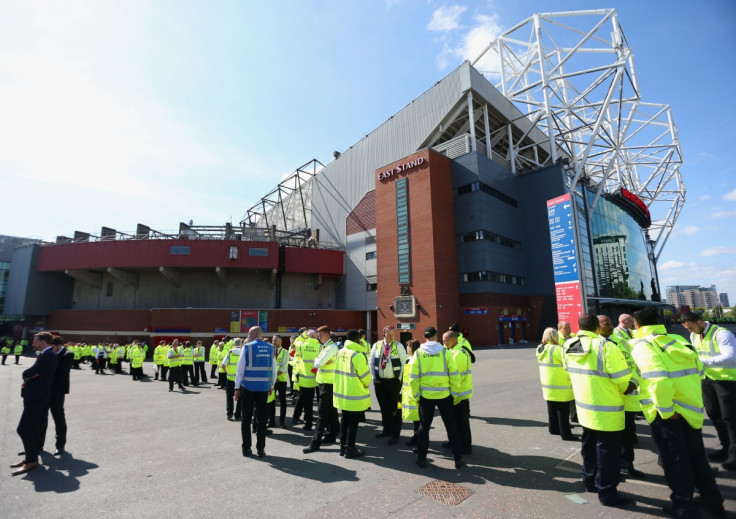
[1,346,734,519]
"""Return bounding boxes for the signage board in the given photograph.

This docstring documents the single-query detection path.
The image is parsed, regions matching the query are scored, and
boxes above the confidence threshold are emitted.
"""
[465,307,488,315]
[547,193,584,331]
[396,323,416,330]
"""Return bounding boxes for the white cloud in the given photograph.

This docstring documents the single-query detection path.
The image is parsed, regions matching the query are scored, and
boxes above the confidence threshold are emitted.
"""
[701,246,736,257]
[699,194,711,201]
[659,260,693,270]
[683,225,698,235]
[710,210,736,219]
[698,151,714,159]
[724,188,736,201]
[427,5,467,32]
[434,13,504,71]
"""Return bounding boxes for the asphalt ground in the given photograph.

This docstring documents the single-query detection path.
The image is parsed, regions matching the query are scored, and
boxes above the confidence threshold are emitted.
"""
[1,347,734,519]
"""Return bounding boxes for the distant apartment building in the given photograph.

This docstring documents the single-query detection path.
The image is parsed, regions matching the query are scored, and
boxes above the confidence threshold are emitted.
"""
[721,293,731,308]
[666,284,720,310]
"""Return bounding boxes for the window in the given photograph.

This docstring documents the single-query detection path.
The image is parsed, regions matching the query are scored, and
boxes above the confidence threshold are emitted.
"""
[458,229,521,249]
[365,251,377,260]
[366,283,377,291]
[462,270,525,286]
[365,235,376,245]
[457,181,518,207]
[170,245,190,255]
[106,282,114,297]
[248,248,269,257]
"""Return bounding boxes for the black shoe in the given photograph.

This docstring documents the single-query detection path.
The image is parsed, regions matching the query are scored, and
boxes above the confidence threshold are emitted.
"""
[303,424,313,431]
[53,449,64,456]
[280,422,287,429]
[303,443,321,454]
[388,437,399,446]
[227,416,234,421]
[416,459,427,468]
[698,501,727,519]
[169,388,173,392]
[454,459,465,469]
[721,459,736,471]
[265,429,274,436]
[267,421,276,428]
[662,503,691,518]
[620,465,647,479]
[375,432,389,438]
[322,435,337,444]
[561,435,580,441]
[243,448,252,457]
[257,450,266,458]
[339,446,346,456]
[344,448,365,459]
[600,494,633,508]
[292,418,304,425]
[708,449,729,462]
[17,451,25,456]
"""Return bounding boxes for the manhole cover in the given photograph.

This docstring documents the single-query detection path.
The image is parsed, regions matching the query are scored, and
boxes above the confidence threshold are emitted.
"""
[418,479,472,506]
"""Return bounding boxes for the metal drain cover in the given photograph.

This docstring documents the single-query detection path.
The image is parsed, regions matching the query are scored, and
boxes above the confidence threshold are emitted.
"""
[418,479,472,506]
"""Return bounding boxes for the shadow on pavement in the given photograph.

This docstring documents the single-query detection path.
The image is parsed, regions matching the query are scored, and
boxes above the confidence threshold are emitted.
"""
[22,453,99,494]
[261,454,359,482]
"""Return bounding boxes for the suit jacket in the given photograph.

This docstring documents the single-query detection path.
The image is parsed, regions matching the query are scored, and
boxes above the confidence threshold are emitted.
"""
[52,347,74,395]
[21,348,57,401]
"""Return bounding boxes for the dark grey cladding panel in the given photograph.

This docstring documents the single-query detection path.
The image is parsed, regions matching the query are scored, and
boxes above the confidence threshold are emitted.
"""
[5,243,73,316]
[450,153,567,297]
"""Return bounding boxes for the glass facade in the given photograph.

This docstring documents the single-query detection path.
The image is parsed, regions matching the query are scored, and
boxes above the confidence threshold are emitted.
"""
[588,191,653,300]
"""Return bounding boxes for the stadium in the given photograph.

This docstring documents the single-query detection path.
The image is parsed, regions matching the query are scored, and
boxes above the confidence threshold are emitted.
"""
[4,9,683,347]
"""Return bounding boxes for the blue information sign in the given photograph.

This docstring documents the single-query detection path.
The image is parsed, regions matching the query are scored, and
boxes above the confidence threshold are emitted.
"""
[547,194,579,284]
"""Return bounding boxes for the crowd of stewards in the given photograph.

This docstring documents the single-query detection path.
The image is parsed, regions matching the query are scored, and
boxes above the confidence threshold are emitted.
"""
[536,308,732,518]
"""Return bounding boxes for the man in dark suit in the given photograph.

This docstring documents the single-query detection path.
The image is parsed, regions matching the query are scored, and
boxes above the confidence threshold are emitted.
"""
[11,332,57,475]
[39,336,74,455]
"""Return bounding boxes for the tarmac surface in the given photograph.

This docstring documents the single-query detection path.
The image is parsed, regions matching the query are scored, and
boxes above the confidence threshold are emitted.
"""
[1,345,734,519]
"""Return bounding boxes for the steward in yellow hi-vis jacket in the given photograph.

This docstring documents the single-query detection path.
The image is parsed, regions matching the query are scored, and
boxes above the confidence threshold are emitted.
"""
[409,327,464,470]
[332,329,371,458]
[536,327,575,440]
[631,307,724,518]
[562,313,634,508]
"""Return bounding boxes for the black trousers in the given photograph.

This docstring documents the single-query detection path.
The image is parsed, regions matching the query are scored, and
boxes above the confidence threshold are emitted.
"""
[168,366,183,390]
[2,354,7,364]
[374,377,402,437]
[453,398,472,452]
[39,393,67,451]
[581,427,621,504]
[218,371,227,388]
[312,383,340,444]
[547,400,573,438]
[210,363,218,378]
[225,379,242,419]
[270,381,287,425]
[160,365,169,381]
[650,416,723,515]
[182,364,195,385]
[294,386,315,425]
[15,354,21,364]
[340,409,361,449]
[417,395,461,462]
[193,362,207,384]
[702,378,736,458]
[241,389,269,452]
[621,410,637,467]
[95,358,105,373]
[17,397,47,464]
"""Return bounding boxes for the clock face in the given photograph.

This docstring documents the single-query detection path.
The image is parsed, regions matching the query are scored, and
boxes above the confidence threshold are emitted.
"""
[394,296,416,317]
[396,298,413,315]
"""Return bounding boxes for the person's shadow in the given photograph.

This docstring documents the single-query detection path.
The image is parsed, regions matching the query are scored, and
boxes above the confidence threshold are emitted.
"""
[22,453,99,493]
[259,454,359,482]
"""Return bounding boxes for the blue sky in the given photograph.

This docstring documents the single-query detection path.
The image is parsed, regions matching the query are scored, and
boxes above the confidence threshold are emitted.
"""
[1,1,735,302]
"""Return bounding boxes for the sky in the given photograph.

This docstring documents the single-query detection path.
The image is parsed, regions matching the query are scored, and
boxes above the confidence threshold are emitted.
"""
[1,1,735,302]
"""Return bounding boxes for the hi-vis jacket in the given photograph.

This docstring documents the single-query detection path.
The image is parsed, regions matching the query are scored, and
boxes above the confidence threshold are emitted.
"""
[609,334,642,412]
[690,322,736,381]
[562,330,632,431]
[630,325,705,429]
[333,340,371,411]
[536,342,573,402]
[409,341,460,401]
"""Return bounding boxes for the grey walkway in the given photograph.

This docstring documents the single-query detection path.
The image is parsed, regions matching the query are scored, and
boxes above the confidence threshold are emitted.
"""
[1,347,734,518]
